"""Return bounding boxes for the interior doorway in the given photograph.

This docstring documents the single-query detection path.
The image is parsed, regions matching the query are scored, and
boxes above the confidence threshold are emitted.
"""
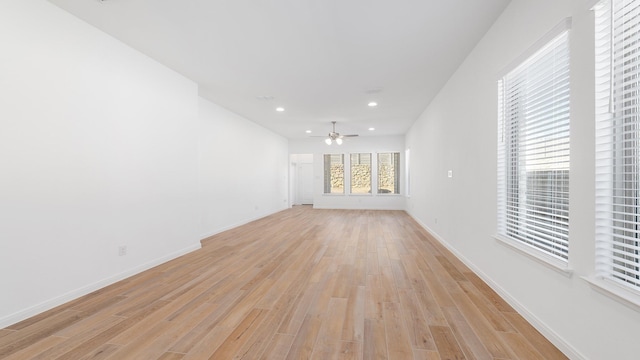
[290,154,314,206]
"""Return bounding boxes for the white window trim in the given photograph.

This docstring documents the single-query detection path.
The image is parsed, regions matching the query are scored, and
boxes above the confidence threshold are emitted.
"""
[587,0,602,10]
[377,152,402,196]
[323,153,345,195]
[323,151,404,196]
[497,18,572,78]
[349,152,373,195]
[494,235,574,277]
[590,0,640,307]
[583,275,640,312]
[496,17,573,264]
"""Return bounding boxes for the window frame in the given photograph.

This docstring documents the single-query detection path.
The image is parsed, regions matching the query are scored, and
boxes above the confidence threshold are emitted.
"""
[591,0,640,307]
[377,152,401,195]
[349,153,372,195]
[495,18,573,270]
[323,153,345,195]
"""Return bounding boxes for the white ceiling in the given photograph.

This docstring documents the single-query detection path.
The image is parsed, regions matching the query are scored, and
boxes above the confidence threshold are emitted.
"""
[48,0,510,139]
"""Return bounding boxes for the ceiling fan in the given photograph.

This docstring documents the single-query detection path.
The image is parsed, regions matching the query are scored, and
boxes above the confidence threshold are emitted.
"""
[318,121,358,145]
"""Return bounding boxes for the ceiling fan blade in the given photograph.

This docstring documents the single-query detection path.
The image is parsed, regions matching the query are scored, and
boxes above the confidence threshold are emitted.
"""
[309,122,359,140]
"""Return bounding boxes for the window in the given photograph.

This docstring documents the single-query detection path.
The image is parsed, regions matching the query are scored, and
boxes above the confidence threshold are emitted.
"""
[378,152,400,194]
[350,153,372,194]
[497,22,571,262]
[594,0,640,291]
[324,154,344,194]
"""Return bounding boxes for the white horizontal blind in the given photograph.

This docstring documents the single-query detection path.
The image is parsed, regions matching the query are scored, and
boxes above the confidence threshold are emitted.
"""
[595,0,640,290]
[497,30,571,261]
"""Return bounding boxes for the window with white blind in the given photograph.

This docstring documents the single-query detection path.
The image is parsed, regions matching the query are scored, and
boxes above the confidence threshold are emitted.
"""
[324,154,344,194]
[497,21,571,263]
[350,153,372,194]
[378,152,400,194]
[594,0,640,293]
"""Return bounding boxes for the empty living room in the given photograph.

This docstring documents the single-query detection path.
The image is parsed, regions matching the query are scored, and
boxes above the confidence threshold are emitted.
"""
[1,0,640,359]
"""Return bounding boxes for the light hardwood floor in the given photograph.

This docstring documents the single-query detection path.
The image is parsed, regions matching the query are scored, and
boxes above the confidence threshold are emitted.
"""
[0,206,567,359]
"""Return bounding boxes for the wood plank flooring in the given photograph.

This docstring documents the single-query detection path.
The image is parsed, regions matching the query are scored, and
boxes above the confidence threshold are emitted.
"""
[0,206,568,359]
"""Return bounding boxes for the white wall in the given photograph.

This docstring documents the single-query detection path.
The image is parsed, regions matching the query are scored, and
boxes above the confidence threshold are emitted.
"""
[290,136,406,210]
[198,98,289,238]
[0,0,289,328]
[406,0,640,359]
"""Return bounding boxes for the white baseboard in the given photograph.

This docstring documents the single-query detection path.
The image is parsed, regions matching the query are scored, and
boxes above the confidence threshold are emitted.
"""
[0,243,201,329]
[199,206,287,240]
[406,211,586,360]
[312,204,405,210]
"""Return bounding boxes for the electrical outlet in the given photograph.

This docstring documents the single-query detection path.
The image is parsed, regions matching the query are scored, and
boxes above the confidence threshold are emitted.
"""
[448,170,453,178]
[118,246,127,256]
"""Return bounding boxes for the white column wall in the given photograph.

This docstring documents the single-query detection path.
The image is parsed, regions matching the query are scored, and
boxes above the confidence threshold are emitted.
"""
[198,98,289,238]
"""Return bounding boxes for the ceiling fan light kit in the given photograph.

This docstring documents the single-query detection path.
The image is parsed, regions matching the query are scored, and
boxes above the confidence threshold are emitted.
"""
[320,121,358,145]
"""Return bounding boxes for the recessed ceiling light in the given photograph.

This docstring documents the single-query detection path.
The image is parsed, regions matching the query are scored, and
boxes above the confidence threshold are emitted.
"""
[369,127,375,131]
[368,102,378,107]
[276,107,285,112]
[306,130,312,133]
